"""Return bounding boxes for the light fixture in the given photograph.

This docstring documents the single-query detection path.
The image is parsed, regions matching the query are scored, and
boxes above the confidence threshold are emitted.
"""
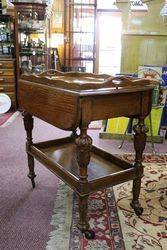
[160,1,167,16]
[131,0,143,7]
[160,0,167,23]
[130,0,148,12]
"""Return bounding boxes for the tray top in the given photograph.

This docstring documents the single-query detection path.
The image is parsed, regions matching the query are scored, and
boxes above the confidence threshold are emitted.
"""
[18,70,155,131]
[20,70,156,95]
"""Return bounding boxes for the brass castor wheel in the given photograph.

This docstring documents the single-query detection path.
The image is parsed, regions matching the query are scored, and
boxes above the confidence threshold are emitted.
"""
[31,179,36,189]
[84,230,95,240]
[130,202,143,216]
[28,174,36,189]
[134,206,143,216]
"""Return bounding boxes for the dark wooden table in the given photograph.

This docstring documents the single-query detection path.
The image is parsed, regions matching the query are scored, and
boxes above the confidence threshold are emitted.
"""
[18,70,154,239]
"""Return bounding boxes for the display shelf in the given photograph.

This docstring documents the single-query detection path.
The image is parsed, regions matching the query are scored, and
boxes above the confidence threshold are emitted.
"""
[19,51,45,56]
[0,41,11,44]
[12,2,48,77]
[20,47,44,50]
[122,32,167,37]
[30,136,136,194]
[18,28,45,34]
[99,129,165,143]
[0,14,14,58]
[99,119,165,143]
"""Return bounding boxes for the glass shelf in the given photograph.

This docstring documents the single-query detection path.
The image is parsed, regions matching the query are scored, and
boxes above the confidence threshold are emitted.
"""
[0,15,14,57]
[13,2,48,75]
[19,52,45,56]
[18,28,45,34]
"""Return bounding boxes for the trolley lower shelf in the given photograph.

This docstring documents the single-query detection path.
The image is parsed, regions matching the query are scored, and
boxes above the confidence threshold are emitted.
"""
[29,136,138,195]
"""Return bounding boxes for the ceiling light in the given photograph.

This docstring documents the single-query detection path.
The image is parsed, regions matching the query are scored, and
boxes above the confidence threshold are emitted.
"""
[160,3,167,16]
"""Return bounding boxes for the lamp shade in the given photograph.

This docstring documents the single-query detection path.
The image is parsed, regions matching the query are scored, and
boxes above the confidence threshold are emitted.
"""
[160,3,167,16]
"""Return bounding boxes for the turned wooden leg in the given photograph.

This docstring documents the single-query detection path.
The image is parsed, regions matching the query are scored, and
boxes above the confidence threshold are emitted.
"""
[27,154,36,188]
[78,195,89,230]
[131,118,148,216]
[75,127,95,239]
[71,128,78,138]
[23,112,36,188]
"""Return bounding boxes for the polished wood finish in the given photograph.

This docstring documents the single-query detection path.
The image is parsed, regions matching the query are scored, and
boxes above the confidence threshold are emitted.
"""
[0,69,14,76]
[19,71,154,238]
[31,139,136,194]
[0,61,14,68]
[22,69,153,91]
[23,112,36,188]
[130,118,149,215]
[0,59,16,107]
[18,70,153,130]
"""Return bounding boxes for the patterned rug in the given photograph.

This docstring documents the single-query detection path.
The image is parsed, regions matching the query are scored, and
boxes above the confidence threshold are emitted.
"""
[0,111,19,127]
[46,155,167,250]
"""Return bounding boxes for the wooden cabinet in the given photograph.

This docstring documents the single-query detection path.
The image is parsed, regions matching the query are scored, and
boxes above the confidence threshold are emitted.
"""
[0,58,16,107]
[0,14,16,109]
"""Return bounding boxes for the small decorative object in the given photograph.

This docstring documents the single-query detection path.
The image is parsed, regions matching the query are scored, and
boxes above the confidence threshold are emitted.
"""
[21,60,29,73]
[0,94,11,114]
[138,65,162,106]
[28,59,32,72]
[160,0,167,23]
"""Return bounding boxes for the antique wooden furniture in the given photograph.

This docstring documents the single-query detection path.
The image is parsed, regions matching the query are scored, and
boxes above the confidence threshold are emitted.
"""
[0,58,16,107]
[18,70,154,239]
[0,14,16,108]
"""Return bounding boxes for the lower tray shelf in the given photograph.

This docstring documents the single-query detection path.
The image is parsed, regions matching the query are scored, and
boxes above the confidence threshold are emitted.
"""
[30,137,137,195]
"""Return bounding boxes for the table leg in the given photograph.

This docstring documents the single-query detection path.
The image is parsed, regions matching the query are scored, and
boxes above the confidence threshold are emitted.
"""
[75,128,95,239]
[131,118,148,216]
[23,112,36,188]
[71,129,78,138]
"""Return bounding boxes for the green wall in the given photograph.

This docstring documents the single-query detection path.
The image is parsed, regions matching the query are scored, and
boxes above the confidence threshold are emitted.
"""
[118,0,167,73]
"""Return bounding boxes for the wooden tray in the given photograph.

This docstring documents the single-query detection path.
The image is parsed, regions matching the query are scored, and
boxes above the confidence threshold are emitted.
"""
[29,137,137,195]
[21,70,154,91]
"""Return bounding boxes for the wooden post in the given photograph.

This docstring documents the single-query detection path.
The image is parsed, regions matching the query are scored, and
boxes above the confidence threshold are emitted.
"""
[23,112,36,188]
[75,126,95,239]
[131,118,148,216]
